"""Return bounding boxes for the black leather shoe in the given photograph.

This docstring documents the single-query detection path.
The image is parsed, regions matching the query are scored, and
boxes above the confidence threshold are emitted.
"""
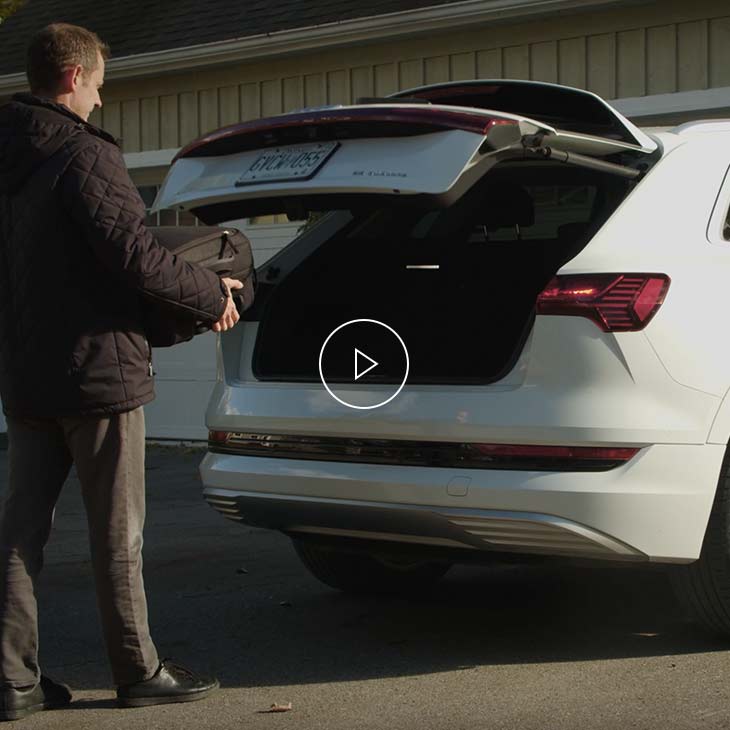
[116,660,219,708]
[0,675,72,721]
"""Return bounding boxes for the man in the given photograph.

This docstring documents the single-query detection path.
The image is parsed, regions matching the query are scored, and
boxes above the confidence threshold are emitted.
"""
[0,23,242,720]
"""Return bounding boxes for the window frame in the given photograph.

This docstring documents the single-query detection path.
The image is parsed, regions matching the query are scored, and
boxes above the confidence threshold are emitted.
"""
[706,163,730,248]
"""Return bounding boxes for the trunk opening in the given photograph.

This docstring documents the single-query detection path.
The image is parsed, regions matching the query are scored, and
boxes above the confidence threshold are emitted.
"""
[251,160,632,384]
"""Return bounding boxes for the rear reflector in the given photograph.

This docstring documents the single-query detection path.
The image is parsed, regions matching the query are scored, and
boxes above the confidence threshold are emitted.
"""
[208,432,640,472]
[208,430,231,444]
[536,274,670,332]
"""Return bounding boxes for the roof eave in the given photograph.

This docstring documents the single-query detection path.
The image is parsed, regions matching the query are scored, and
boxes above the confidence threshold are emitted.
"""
[0,0,641,94]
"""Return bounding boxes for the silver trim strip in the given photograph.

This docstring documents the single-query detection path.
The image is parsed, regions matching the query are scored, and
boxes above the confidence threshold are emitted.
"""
[203,488,645,560]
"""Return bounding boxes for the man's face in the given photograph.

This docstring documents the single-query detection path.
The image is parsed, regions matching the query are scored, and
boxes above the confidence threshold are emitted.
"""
[67,51,105,121]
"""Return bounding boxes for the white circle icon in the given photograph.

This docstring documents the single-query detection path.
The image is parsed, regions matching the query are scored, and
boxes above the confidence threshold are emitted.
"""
[318,319,409,410]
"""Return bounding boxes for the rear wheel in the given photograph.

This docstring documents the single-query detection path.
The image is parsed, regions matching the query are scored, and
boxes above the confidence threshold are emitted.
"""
[292,539,451,595]
[670,448,730,634]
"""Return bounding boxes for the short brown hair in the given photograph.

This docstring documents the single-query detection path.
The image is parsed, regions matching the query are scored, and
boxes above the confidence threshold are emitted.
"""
[26,23,110,95]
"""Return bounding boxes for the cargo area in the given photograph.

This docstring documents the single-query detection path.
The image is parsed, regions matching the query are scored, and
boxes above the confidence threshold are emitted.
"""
[251,161,633,384]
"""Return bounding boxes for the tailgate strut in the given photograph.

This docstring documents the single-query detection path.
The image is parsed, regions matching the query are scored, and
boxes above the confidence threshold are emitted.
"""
[540,147,642,179]
[524,141,643,180]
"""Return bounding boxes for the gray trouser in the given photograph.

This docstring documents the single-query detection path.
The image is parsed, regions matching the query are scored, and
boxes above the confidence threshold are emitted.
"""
[0,407,159,687]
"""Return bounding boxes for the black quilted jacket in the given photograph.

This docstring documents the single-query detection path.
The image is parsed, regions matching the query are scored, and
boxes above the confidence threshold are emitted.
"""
[0,94,228,417]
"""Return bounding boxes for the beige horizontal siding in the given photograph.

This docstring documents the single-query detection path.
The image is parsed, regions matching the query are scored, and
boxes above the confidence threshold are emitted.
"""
[98,0,730,153]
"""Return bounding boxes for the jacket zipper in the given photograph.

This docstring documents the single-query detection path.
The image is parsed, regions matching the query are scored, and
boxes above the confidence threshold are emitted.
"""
[145,337,154,377]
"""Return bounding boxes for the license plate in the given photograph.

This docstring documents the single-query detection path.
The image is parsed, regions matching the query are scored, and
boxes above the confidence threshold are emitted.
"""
[235,141,339,186]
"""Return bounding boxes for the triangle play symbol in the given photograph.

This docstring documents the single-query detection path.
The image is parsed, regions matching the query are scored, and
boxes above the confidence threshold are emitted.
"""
[354,348,378,381]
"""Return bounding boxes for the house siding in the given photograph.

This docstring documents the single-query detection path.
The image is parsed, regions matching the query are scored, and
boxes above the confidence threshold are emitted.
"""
[88,0,730,150]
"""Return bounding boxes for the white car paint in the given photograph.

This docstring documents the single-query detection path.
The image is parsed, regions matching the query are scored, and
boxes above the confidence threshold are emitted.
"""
[157,88,730,564]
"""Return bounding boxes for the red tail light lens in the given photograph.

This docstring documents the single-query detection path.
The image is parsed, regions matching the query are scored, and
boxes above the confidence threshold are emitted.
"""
[536,274,670,332]
[472,444,640,462]
[208,430,231,445]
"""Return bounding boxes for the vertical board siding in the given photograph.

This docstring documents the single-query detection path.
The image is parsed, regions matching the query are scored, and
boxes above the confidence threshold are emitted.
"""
[160,95,178,147]
[398,59,423,90]
[102,101,121,141]
[199,88,219,134]
[476,48,502,78]
[647,24,677,95]
[451,52,475,81]
[616,29,646,98]
[710,17,730,87]
[586,33,616,99]
[304,73,325,107]
[678,20,709,91]
[282,76,303,112]
[108,12,730,153]
[140,97,160,151]
[121,99,140,152]
[88,107,103,128]
[240,82,260,121]
[179,91,198,146]
[424,55,449,83]
[503,45,529,79]
[219,85,240,127]
[350,66,373,102]
[261,79,282,116]
[530,41,558,83]
[326,70,348,104]
[558,37,586,88]
[374,63,397,96]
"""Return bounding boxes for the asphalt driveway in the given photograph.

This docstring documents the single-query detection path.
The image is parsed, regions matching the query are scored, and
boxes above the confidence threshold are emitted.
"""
[0,444,729,729]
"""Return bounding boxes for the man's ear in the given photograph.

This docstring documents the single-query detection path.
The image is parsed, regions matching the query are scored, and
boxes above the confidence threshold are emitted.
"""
[58,64,84,93]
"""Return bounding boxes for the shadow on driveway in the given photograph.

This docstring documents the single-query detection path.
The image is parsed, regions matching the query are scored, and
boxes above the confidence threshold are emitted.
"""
[0,446,721,693]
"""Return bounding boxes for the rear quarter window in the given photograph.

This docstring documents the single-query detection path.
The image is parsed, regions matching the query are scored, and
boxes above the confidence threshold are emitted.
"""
[489,185,597,241]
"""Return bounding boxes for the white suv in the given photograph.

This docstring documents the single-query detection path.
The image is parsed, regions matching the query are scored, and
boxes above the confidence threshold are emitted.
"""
[156,80,730,633]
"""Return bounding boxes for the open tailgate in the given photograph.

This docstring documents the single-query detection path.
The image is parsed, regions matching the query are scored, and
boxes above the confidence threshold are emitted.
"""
[154,83,655,222]
[153,105,555,220]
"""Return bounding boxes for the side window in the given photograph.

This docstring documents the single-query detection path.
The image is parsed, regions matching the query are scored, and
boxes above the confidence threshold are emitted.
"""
[488,185,596,241]
[724,203,730,241]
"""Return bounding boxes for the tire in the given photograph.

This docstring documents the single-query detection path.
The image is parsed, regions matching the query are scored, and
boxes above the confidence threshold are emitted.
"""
[670,447,730,635]
[292,539,451,595]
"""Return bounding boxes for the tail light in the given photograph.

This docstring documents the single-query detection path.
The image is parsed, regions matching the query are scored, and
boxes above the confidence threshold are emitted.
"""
[536,274,670,332]
[208,430,231,445]
[207,432,640,471]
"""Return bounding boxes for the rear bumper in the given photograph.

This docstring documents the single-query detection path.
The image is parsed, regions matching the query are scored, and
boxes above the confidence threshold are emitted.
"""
[200,441,726,563]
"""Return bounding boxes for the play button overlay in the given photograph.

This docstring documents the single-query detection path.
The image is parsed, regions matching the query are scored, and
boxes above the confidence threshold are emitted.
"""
[354,349,378,381]
[319,319,409,410]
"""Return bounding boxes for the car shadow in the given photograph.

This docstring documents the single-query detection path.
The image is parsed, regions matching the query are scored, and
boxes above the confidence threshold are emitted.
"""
[203,561,725,689]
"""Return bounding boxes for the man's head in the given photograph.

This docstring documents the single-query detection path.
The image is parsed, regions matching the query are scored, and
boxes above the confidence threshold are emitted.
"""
[26,23,109,121]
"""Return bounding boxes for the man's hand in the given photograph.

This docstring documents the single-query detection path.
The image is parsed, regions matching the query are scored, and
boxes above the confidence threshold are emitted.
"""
[212,277,244,333]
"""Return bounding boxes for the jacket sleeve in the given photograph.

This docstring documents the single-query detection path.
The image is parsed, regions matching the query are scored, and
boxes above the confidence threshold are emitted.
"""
[59,139,228,322]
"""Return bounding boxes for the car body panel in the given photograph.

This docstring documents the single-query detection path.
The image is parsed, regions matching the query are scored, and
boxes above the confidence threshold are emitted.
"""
[154,99,654,217]
[208,316,719,447]
[200,440,725,562]
[174,84,730,565]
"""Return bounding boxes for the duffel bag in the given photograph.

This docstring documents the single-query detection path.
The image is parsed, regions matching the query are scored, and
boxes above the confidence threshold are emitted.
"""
[141,225,255,347]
